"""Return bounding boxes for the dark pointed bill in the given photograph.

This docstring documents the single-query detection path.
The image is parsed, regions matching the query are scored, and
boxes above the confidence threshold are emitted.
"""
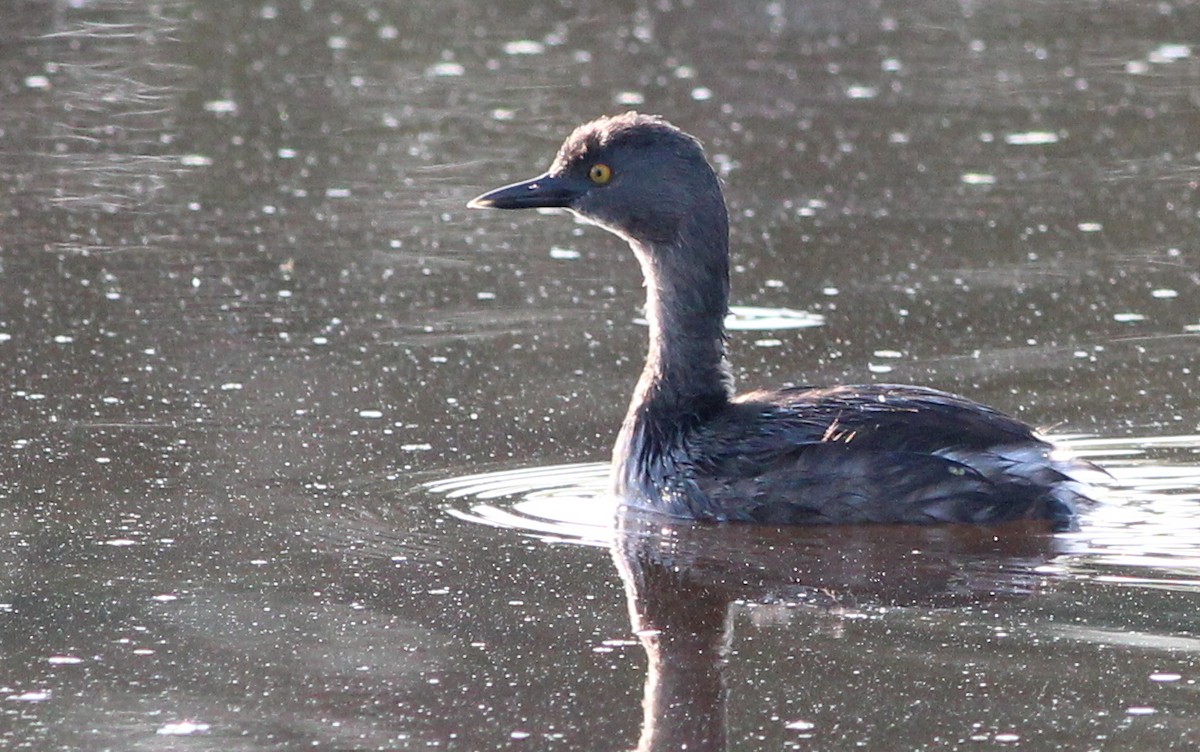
[467,173,581,210]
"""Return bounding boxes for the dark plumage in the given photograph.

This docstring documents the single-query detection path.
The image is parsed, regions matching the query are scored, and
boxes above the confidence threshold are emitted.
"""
[469,112,1096,528]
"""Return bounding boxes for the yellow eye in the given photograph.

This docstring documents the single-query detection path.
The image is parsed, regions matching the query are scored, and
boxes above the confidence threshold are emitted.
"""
[588,163,613,184]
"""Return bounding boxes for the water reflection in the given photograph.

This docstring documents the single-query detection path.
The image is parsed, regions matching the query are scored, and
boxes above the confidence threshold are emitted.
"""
[614,515,1063,752]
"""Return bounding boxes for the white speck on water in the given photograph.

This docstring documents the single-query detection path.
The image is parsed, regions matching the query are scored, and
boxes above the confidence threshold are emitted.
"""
[1150,672,1182,682]
[615,91,645,105]
[325,187,351,198]
[550,246,580,260]
[277,147,297,159]
[882,57,902,72]
[1152,288,1178,299]
[764,279,785,288]
[428,61,464,77]
[1126,706,1157,716]
[868,363,894,374]
[822,286,839,296]
[95,456,111,464]
[180,154,212,167]
[754,338,784,348]
[510,730,532,740]
[1126,59,1151,74]
[477,291,496,300]
[961,172,997,185]
[24,75,51,89]
[994,733,1021,743]
[311,336,328,345]
[327,35,348,50]
[53,334,74,343]
[1113,312,1146,323]
[203,99,238,114]
[873,349,904,358]
[845,85,878,99]
[401,443,433,452]
[675,65,696,78]
[220,382,243,391]
[503,39,545,55]
[1004,131,1059,145]
[888,132,910,144]
[8,690,51,702]
[47,656,84,665]
[0,333,10,342]
[358,409,384,419]
[378,25,398,40]
[785,720,816,731]
[1148,43,1191,63]
[1077,221,1103,232]
[277,289,292,298]
[491,108,515,121]
[691,86,713,101]
[151,594,178,602]
[157,721,211,736]
[725,306,824,331]
[103,538,137,546]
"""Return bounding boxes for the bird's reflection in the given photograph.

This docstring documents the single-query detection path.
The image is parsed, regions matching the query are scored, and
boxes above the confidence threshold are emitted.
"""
[611,513,1066,751]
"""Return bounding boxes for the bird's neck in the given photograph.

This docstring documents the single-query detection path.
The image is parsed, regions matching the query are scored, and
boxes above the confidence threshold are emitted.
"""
[634,242,732,414]
[617,219,734,456]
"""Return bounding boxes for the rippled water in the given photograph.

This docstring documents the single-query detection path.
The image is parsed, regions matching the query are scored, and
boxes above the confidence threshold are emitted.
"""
[3,0,1200,750]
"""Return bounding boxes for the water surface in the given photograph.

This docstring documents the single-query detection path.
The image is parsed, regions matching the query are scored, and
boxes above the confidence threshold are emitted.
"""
[2,1,1200,749]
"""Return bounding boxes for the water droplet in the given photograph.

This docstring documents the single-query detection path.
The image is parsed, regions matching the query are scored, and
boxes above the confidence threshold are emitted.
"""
[1004,131,1059,145]
[503,40,545,55]
[203,99,238,114]
[427,62,465,77]
[845,85,878,99]
[961,173,997,185]
[157,721,211,736]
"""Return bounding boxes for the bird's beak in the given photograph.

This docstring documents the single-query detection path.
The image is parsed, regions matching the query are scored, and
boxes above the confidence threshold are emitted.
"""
[467,172,582,210]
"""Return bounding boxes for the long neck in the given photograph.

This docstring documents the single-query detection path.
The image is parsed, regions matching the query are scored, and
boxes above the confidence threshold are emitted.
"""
[633,231,732,415]
[614,207,733,490]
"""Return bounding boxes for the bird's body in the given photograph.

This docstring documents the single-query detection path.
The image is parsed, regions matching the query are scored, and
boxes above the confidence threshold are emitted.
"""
[470,112,1095,528]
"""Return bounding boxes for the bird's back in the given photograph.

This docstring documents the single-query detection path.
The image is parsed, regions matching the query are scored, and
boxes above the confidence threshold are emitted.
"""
[640,384,1095,528]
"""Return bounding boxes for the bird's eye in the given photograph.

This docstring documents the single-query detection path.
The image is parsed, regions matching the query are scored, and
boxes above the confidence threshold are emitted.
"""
[588,163,613,185]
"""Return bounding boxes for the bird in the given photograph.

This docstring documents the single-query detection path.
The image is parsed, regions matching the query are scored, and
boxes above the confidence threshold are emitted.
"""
[468,112,1096,528]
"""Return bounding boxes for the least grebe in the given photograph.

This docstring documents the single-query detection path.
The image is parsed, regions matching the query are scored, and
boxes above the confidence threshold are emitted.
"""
[469,112,1094,527]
